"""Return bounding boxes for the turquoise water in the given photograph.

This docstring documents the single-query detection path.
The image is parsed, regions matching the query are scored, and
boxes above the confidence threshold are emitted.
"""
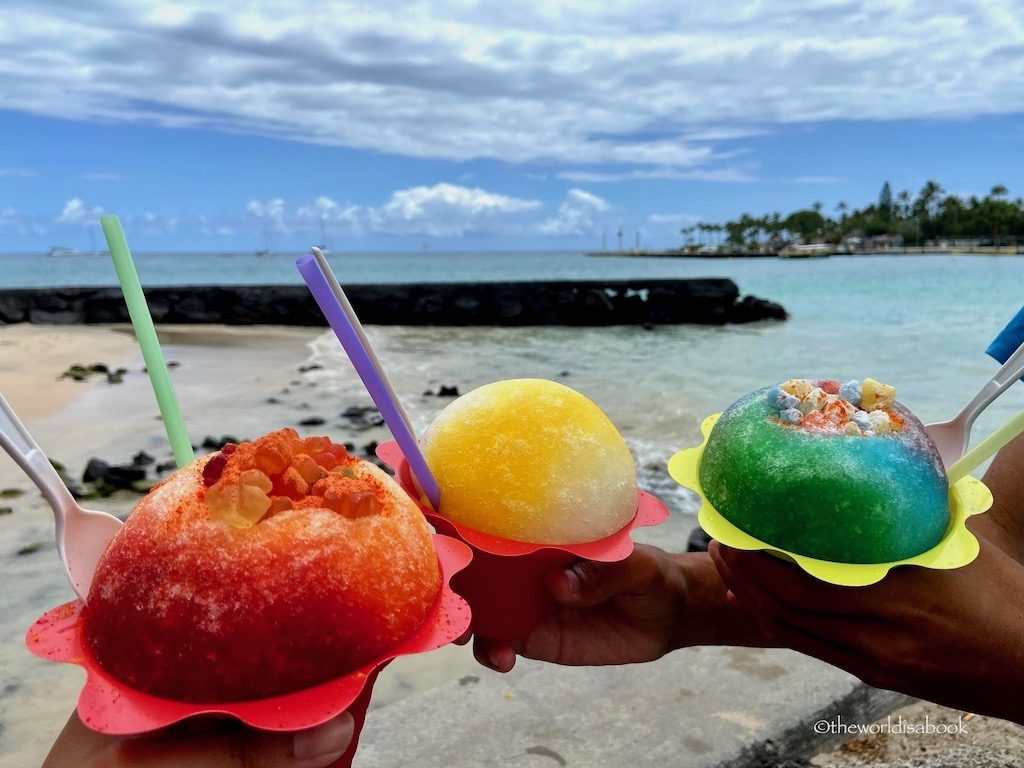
[3,249,726,287]
[2,249,1016,294]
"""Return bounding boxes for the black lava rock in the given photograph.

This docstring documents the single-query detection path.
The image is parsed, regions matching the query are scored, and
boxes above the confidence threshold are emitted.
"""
[103,465,148,488]
[82,458,110,483]
[3,281,789,328]
[686,526,712,553]
[201,436,240,450]
[133,451,155,466]
[340,406,385,431]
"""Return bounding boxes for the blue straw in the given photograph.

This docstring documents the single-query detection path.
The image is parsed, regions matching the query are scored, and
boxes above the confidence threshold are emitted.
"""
[987,305,1024,381]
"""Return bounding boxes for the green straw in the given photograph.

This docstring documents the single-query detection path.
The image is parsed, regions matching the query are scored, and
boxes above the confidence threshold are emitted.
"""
[947,408,1024,486]
[100,215,194,467]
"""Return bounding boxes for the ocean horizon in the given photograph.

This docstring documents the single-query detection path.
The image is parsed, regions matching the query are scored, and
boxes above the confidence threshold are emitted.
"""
[1,248,1019,290]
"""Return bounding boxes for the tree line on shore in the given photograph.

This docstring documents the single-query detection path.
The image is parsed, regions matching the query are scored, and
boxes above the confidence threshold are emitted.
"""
[681,181,1024,249]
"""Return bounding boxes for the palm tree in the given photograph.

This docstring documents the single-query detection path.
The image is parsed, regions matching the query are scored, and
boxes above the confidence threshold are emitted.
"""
[897,190,912,220]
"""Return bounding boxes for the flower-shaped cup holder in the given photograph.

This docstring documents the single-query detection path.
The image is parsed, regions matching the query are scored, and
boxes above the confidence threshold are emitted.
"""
[377,440,670,639]
[668,413,993,587]
[26,534,472,766]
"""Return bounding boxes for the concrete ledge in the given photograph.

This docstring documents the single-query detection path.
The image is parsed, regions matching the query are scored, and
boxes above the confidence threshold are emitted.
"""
[356,647,909,767]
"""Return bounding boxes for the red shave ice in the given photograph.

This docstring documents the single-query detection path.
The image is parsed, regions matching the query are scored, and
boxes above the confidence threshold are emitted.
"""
[84,428,440,703]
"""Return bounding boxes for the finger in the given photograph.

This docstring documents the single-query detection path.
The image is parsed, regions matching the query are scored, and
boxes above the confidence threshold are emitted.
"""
[472,636,518,673]
[717,545,884,617]
[115,712,355,768]
[547,545,666,608]
[707,540,731,582]
[724,561,893,671]
[726,571,874,640]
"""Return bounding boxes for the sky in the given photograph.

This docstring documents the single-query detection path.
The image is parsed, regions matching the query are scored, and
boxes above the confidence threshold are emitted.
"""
[1,0,1023,252]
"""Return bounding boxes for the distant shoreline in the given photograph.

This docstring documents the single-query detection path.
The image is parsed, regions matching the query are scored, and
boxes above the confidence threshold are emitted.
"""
[587,246,1024,259]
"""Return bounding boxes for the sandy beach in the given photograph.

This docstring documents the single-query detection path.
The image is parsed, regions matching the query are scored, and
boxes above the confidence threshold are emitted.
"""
[0,325,140,421]
[0,322,484,767]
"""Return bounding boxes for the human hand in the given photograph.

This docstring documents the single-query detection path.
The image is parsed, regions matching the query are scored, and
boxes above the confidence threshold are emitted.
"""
[43,710,355,768]
[474,544,768,672]
[710,538,1024,725]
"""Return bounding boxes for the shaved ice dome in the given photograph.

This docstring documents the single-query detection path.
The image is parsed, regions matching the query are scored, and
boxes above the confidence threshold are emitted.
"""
[84,429,440,703]
[699,380,950,564]
[421,378,637,544]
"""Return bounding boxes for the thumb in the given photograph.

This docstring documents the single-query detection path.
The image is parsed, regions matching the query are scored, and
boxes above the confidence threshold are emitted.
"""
[548,548,664,608]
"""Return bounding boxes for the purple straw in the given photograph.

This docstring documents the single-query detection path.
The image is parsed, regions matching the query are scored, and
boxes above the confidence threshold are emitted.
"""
[296,253,441,509]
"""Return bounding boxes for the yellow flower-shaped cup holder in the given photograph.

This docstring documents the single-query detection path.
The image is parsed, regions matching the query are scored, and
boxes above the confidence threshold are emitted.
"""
[668,413,993,587]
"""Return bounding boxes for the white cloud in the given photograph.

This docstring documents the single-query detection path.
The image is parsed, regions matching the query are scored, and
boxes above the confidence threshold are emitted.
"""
[0,167,34,178]
[0,206,48,236]
[295,196,364,237]
[198,215,236,237]
[2,1,1019,178]
[82,172,123,181]
[367,183,541,237]
[246,197,290,234]
[1,206,18,226]
[538,188,610,236]
[56,197,104,225]
[242,183,543,239]
[127,211,180,234]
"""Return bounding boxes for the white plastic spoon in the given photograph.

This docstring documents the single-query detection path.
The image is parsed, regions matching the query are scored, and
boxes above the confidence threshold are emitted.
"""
[925,338,1024,467]
[0,393,122,601]
[947,407,1024,486]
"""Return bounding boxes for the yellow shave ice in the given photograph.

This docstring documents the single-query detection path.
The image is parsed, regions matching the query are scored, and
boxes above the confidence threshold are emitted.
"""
[420,379,637,544]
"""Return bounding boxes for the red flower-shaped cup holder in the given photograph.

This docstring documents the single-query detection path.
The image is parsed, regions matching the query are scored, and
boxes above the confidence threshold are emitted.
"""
[377,440,669,639]
[26,534,472,766]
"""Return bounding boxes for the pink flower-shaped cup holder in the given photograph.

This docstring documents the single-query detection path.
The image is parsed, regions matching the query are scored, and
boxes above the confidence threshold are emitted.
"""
[377,440,669,640]
[26,533,472,767]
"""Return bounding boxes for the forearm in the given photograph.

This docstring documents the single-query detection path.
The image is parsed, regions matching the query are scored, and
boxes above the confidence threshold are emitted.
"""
[972,432,1024,562]
[669,551,775,650]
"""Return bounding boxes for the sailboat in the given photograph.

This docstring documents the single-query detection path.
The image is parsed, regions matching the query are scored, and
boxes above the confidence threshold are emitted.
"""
[255,221,275,257]
[46,246,78,257]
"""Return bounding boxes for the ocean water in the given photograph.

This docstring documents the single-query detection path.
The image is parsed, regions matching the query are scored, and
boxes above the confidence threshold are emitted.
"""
[3,248,744,287]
